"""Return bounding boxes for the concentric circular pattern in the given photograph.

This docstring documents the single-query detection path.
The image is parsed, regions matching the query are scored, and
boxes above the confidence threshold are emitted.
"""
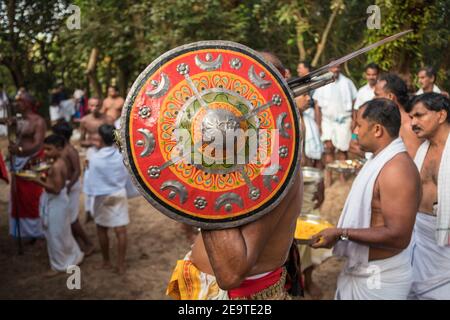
[121,41,301,229]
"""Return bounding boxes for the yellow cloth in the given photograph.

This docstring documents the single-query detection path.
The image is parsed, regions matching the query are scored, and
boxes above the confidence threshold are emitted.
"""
[166,254,228,300]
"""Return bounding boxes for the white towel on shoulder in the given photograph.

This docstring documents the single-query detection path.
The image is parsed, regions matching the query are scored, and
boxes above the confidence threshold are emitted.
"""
[333,138,407,268]
[413,133,450,246]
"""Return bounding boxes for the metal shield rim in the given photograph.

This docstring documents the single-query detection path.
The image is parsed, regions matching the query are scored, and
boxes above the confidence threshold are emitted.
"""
[119,40,302,230]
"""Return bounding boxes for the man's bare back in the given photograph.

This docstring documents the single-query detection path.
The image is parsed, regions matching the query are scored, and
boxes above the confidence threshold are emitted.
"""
[191,172,303,281]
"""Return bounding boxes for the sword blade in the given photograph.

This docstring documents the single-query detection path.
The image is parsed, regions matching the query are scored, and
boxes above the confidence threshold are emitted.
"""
[288,29,412,88]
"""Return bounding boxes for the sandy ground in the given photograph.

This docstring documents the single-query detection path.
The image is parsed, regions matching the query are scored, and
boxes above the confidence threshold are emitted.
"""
[0,135,353,300]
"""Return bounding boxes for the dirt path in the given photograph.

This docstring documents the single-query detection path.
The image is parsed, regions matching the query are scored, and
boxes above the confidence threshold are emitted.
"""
[0,136,352,299]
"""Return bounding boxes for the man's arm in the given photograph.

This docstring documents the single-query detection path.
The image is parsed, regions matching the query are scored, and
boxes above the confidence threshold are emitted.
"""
[67,147,81,191]
[312,155,421,249]
[202,174,301,289]
[26,163,66,194]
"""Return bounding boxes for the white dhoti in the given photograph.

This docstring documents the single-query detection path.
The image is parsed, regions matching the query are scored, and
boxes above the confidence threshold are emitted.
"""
[409,213,450,299]
[40,189,84,272]
[93,188,129,228]
[68,179,81,223]
[303,109,323,160]
[321,116,352,152]
[336,247,412,300]
[49,105,61,122]
[83,146,98,214]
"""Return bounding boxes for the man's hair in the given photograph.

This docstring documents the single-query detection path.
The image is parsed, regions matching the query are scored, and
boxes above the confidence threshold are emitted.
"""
[409,93,450,123]
[365,62,380,73]
[52,121,73,141]
[419,66,436,81]
[298,60,312,71]
[44,134,66,149]
[258,51,286,75]
[108,85,119,92]
[378,73,409,107]
[361,98,401,138]
[98,124,116,146]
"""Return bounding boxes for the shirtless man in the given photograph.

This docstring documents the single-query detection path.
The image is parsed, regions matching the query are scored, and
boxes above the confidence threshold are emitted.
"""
[312,98,421,299]
[350,73,423,159]
[52,122,94,255]
[80,97,113,222]
[408,93,450,299]
[24,134,84,275]
[167,52,303,300]
[101,86,124,128]
[1,92,47,239]
[80,97,113,147]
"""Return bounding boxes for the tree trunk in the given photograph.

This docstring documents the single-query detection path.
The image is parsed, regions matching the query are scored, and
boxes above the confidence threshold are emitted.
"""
[311,3,341,67]
[85,48,102,99]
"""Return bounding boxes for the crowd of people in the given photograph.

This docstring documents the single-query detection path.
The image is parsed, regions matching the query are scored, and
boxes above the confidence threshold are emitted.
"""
[0,53,449,300]
[0,85,136,276]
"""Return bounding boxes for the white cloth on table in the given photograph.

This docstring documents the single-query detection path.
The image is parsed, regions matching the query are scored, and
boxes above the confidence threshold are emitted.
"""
[414,135,450,246]
[93,188,129,228]
[333,138,407,268]
[302,108,323,160]
[67,179,81,223]
[409,212,450,299]
[39,188,84,272]
[354,83,375,110]
[335,246,412,300]
[416,85,441,95]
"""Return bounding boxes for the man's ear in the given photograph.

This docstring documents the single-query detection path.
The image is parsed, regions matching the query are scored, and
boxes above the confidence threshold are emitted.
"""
[438,109,448,124]
[373,123,383,138]
[388,93,397,104]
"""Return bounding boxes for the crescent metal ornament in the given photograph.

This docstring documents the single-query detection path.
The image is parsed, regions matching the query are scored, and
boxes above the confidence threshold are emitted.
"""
[118,40,301,229]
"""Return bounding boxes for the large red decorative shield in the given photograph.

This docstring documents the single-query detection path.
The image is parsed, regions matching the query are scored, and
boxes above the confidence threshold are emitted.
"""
[118,41,301,229]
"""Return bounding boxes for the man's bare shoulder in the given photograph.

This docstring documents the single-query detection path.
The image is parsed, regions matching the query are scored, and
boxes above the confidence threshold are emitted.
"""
[80,113,94,123]
[28,113,45,125]
[379,152,420,186]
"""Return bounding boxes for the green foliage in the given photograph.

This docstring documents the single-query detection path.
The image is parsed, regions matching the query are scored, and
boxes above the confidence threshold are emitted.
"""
[0,0,448,110]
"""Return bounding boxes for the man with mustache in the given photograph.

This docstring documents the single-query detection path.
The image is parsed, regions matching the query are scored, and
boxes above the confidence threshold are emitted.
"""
[408,92,450,299]
[350,73,423,159]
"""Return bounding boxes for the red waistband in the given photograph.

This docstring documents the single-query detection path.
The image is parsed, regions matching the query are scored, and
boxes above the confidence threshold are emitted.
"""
[228,267,283,299]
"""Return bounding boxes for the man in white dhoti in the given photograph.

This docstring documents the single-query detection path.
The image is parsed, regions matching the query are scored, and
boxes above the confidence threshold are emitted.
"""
[84,124,129,274]
[80,97,114,223]
[407,93,450,299]
[311,98,421,300]
[24,134,84,275]
[313,65,357,185]
[353,63,379,112]
[296,61,324,168]
[52,122,94,255]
